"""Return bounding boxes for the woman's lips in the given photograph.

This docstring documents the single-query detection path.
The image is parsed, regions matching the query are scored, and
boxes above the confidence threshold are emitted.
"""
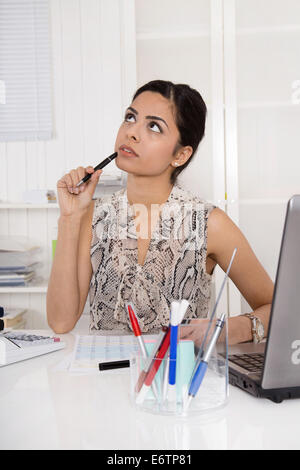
[119,145,139,157]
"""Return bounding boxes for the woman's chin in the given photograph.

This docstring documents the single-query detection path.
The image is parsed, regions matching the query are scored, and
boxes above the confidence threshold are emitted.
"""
[115,156,137,172]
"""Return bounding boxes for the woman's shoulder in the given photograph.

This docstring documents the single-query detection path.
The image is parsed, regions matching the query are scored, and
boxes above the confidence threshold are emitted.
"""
[172,183,216,213]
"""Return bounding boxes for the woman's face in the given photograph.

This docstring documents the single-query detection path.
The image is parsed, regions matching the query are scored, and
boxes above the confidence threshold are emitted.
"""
[114,91,183,178]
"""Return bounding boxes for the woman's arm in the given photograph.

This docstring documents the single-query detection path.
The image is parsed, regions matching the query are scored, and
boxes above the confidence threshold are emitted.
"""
[46,205,94,333]
[181,208,274,345]
[207,208,274,344]
[46,166,102,333]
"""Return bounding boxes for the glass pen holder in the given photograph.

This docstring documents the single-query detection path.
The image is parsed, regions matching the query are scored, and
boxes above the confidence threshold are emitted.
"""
[130,318,228,417]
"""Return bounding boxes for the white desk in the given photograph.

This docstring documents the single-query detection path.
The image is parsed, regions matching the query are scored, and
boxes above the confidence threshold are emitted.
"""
[1,329,300,450]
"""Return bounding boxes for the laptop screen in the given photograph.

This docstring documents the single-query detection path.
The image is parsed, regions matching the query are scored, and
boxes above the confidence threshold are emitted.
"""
[262,195,300,389]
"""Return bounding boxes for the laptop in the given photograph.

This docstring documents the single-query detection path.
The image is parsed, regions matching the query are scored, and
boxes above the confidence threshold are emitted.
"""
[227,195,300,403]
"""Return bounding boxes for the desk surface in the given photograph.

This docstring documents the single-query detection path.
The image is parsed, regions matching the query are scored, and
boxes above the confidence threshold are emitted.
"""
[1,329,300,450]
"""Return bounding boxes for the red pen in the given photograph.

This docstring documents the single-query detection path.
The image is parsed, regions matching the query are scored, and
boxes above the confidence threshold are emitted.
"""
[127,303,147,358]
[127,303,159,400]
[135,327,167,394]
[136,327,171,404]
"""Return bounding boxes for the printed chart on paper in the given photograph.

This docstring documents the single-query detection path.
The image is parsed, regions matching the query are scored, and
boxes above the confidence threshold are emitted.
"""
[69,334,139,374]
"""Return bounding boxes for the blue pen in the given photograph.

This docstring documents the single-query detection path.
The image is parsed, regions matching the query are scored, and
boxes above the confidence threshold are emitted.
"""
[167,302,180,402]
[184,312,226,411]
[168,300,189,402]
[194,248,237,369]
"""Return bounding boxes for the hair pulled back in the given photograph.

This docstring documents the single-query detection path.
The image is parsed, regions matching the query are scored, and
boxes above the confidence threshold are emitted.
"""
[132,80,207,183]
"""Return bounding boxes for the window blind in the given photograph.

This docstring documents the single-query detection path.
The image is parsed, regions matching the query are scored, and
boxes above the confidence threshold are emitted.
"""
[0,0,52,141]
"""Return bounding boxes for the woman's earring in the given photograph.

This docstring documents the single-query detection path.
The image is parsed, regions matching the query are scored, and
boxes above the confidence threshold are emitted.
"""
[174,162,180,167]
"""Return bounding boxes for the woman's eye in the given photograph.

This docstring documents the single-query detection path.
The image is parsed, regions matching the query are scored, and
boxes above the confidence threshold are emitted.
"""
[124,113,135,122]
[149,121,162,133]
[124,114,162,133]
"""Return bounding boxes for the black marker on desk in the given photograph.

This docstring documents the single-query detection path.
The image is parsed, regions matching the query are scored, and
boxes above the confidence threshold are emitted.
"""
[99,359,130,371]
[76,152,118,187]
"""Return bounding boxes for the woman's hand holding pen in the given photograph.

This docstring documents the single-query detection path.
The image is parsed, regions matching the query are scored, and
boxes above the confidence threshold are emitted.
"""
[57,166,102,217]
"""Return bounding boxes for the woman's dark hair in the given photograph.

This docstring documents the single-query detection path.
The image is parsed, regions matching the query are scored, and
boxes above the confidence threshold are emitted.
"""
[132,80,207,184]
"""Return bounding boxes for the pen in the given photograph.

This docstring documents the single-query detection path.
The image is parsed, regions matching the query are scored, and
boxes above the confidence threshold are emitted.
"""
[126,303,159,400]
[182,248,236,412]
[184,313,226,411]
[135,327,167,394]
[162,350,170,401]
[76,152,118,187]
[136,327,171,405]
[195,247,237,367]
[127,303,147,358]
[99,359,130,371]
[168,300,189,402]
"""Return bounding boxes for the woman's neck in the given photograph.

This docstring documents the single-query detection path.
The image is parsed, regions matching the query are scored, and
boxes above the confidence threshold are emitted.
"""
[126,174,174,208]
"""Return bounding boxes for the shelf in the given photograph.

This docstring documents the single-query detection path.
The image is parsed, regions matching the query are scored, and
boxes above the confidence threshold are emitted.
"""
[0,203,59,209]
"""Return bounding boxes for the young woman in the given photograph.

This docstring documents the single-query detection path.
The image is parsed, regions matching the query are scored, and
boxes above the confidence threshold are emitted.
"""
[47,80,274,345]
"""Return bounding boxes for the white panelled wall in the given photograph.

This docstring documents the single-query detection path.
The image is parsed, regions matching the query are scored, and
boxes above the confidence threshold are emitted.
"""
[1,0,300,330]
[0,0,136,328]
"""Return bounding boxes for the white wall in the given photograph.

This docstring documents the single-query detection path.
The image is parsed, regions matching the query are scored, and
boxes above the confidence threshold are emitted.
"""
[0,0,136,328]
[1,0,300,328]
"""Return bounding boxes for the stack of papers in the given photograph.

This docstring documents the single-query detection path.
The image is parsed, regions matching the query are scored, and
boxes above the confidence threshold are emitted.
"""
[0,270,36,286]
[0,236,42,286]
[0,307,28,331]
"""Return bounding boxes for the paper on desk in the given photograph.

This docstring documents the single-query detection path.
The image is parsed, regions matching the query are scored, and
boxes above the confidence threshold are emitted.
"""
[69,334,140,375]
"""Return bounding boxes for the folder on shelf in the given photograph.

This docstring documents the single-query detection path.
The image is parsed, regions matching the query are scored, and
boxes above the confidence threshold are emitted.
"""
[0,262,41,274]
[0,272,35,286]
[0,308,27,331]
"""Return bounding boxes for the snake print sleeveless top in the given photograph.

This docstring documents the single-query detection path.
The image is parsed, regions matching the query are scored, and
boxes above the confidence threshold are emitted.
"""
[89,183,216,333]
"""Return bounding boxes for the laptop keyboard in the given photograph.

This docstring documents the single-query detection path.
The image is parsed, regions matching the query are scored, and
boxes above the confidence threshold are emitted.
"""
[228,353,264,374]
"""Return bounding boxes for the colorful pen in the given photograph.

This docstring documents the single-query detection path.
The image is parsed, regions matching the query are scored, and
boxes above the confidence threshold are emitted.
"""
[75,152,118,187]
[136,327,171,405]
[184,313,226,411]
[135,327,167,394]
[127,303,147,357]
[168,300,189,402]
[126,303,159,400]
[195,247,237,367]
[182,249,236,412]
[162,351,170,401]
